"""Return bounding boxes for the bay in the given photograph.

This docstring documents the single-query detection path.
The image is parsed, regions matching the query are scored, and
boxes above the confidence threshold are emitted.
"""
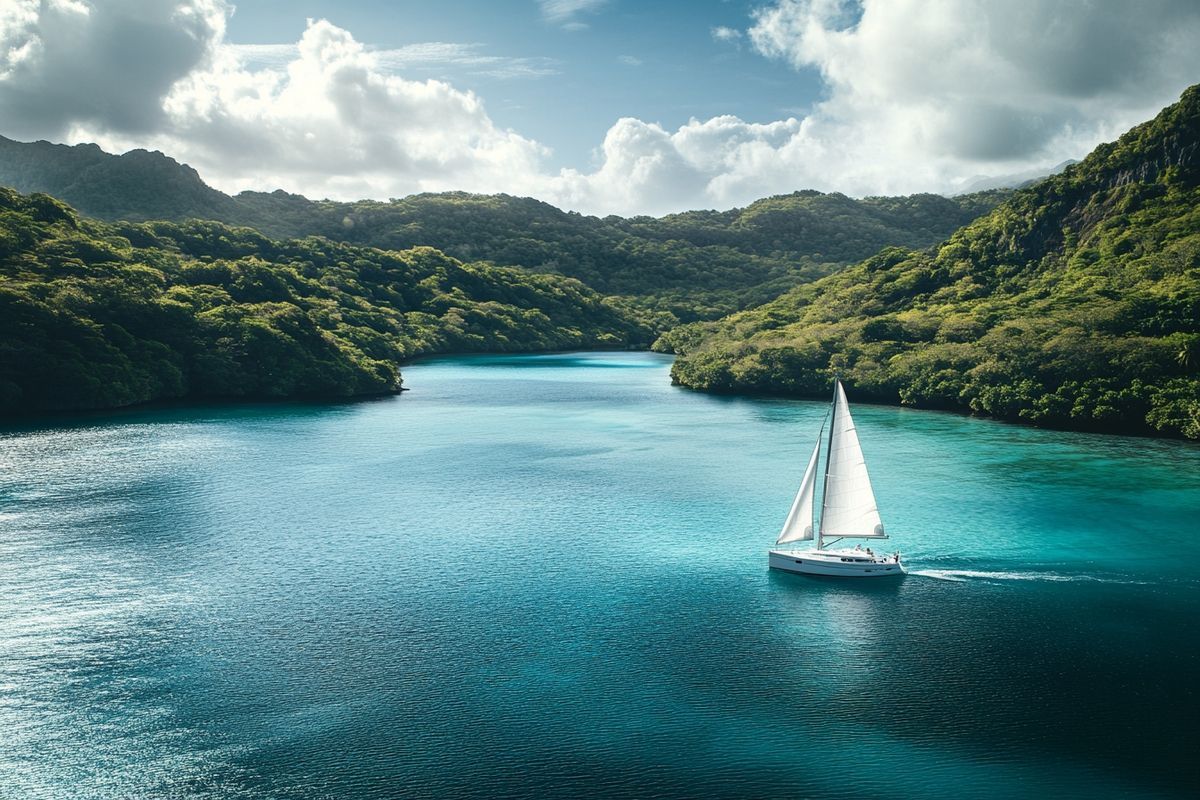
[1,352,1197,799]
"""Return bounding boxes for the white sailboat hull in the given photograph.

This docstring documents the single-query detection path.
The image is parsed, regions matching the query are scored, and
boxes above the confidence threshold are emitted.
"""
[769,548,906,578]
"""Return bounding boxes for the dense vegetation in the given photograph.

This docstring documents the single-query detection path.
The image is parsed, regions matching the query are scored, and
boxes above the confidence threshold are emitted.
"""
[229,189,1007,303]
[665,86,1200,439]
[0,188,649,413]
[0,136,1007,323]
[4,92,1195,437]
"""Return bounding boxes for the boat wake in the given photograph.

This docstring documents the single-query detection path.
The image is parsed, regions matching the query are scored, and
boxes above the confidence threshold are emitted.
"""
[910,569,1149,585]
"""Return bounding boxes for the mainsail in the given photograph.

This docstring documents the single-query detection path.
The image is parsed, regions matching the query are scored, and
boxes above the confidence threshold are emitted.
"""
[776,430,823,545]
[819,381,886,540]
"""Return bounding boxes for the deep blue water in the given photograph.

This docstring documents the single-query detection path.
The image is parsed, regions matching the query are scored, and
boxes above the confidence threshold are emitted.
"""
[1,352,1197,799]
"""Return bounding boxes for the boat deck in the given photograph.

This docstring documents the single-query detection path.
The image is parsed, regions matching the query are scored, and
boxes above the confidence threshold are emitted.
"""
[768,548,905,577]
[771,547,900,565]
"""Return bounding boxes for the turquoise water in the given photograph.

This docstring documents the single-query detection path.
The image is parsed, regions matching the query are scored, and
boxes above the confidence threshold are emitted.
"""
[1,351,1197,799]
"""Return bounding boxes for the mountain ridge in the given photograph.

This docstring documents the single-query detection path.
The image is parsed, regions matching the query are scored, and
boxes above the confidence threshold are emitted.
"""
[0,134,1009,324]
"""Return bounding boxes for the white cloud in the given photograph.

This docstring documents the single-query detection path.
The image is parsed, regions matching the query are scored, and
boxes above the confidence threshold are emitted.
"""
[1,0,1199,218]
[550,116,805,216]
[226,41,557,80]
[743,0,1200,190]
[372,43,557,79]
[0,0,226,139]
[142,19,550,201]
[617,54,642,67]
[538,0,609,28]
[710,26,742,43]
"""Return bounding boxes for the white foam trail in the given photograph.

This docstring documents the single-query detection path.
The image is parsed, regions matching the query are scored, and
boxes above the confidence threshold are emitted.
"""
[909,570,968,582]
[910,569,1150,585]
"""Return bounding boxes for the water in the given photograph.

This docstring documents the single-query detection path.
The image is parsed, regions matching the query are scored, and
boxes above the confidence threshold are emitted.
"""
[1,352,1197,799]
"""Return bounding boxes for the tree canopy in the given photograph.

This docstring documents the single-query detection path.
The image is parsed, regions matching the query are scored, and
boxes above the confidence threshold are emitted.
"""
[0,189,649,412]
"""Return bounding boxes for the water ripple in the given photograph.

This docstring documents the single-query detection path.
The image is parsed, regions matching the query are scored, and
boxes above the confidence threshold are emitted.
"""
[2,353,1197,799]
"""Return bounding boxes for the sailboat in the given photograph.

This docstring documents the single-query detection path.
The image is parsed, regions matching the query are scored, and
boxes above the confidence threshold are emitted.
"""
[768,380,905,578]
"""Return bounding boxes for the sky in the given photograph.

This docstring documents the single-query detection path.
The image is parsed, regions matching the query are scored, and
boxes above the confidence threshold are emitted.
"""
[1,0,1199,216]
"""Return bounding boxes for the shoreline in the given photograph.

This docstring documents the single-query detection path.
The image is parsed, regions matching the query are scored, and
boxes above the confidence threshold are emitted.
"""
[670,380,1199,443]
[0,347,657,429]
[3,348,1193,444]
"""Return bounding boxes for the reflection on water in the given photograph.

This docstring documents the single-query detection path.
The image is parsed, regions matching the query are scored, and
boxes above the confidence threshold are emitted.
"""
[1,352,1197,799]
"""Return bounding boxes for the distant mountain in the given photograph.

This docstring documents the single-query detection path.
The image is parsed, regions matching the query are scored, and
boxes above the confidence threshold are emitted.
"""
[665,85,1200,439]
[230,188,1010,321]
[0,136,239,221]
[0,135,1009,324]
[956,159,1078,194]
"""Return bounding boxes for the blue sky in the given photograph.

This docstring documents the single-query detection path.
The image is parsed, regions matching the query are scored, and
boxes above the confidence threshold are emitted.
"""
[223,0,820,171]
[2,1,1198,215]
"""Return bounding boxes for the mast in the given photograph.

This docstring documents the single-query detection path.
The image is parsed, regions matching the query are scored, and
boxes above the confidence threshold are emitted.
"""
[816,378,838,550]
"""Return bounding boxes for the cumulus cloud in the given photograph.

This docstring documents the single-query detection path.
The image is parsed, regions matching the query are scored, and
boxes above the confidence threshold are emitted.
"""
[743,0,1200,188]
[0,0,225,139]
[551,115,812,215]
[146,18,549,201]
[1,0,1199,217]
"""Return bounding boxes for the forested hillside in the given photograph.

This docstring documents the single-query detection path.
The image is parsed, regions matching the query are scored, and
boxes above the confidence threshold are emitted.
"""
[0,189,648,413]
[229,188,1005,293]
[0,137,239,222]
[665,86,1200,439]
[0,136,1007,323]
